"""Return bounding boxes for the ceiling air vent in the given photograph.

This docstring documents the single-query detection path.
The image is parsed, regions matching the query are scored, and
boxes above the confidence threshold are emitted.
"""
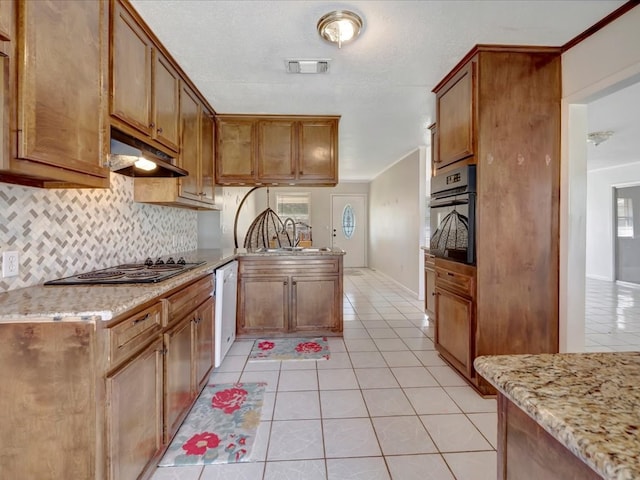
[286,59,330,74]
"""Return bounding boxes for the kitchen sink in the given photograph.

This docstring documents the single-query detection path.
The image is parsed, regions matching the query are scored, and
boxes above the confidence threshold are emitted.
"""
[256,246,332,253]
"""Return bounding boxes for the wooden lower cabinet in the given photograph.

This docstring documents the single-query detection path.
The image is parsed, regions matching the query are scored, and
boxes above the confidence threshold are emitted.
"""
[237,255,343,336]
[424,252,436,318]
[238,275,289,334]
[106,337,164,480]
[497,395,601,479]
[164,315,195,441]
[193,296,215,392]
[435,286,474,376]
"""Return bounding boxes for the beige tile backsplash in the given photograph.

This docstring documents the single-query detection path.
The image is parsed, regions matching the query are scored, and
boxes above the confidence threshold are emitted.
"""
[0,173,198,292]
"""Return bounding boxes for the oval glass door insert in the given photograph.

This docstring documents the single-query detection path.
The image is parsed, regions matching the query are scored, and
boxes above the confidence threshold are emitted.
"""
[342,204,356,239]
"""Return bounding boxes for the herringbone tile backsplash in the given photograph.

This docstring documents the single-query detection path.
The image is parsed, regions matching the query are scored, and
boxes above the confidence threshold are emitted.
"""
[0,173,198,292]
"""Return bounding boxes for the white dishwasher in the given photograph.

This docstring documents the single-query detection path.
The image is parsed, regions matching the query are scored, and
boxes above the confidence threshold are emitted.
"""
[214,260,238,368]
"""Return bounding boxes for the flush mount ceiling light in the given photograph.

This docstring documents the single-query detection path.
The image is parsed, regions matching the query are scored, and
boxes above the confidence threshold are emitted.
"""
[317,10,363,48]
[286,59,330,74]
[587,130,614,146]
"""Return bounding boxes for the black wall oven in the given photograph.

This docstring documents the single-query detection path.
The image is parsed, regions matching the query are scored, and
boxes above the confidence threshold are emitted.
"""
[429,165,476,265]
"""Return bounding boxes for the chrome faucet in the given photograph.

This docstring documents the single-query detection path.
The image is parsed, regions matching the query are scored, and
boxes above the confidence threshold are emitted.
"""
[282,217,297,246]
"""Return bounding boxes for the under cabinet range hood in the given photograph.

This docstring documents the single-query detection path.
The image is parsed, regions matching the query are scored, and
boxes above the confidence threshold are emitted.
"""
[106,130,188,177]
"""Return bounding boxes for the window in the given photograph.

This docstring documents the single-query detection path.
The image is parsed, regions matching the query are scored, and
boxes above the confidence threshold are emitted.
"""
[617,197,634,238]
[276,193,311,224]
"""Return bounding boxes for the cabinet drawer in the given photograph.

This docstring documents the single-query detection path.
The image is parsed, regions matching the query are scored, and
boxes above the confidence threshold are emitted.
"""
[165,274,214,326]
[435,261,475,298]
[109,303,162,367]
[239,256,341,276]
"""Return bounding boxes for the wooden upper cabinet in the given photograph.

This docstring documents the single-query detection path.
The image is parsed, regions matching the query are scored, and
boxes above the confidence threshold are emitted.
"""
[110,0,180,153]
[200,108,216,204]
[179,84,200,200]
[258,120,295,181]
[434,61,475,170]
[4,0,110,188]
[216,117,256,184]
[216,115,339,186]
[0,0,13,42]
[153,52,180,151]
[298,120,337,183]
[111,0,152,137]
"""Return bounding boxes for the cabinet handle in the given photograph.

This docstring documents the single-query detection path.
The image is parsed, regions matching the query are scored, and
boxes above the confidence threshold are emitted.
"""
[431,292,436,296]
[292,281,297,286]
[149,122,155,128]
[132,313,150,325]
[446,272,455,277]
[157,127,163,134]
[158,347,168,355]
[284,280,288,286]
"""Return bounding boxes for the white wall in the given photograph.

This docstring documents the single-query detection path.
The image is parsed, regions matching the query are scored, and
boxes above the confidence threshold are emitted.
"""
[369,148,422,296]
[561,6,640,352]
[586,162,640,280]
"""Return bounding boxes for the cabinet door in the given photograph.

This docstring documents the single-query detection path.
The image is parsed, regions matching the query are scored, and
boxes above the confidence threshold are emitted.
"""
[237,275,288,334]
[425,265,436,318]
[292,275,340,332]
[199,109,216,204]
[436,61,475,169]
[434,287,474,377]
[297,120,337,184]
[153,51,180,151]
[0,0,13,41]
[258,120,295,181]
[107,338,163,480]
[193,296,214,392]
[17,0,109,181]
[111,1,153,137]
[216,118,256,184]
[164,315,194,442]
[179,84,201,201]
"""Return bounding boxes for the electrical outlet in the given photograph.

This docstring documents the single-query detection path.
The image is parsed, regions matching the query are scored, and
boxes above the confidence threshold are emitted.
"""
[2,251,19,278]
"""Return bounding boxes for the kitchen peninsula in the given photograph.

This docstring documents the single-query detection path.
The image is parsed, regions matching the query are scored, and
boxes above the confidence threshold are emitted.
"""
[475,352,640,480]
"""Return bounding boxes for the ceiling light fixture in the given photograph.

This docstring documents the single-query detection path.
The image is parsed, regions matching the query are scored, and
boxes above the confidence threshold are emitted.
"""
[587,130,614,146]
[317,10,363,48]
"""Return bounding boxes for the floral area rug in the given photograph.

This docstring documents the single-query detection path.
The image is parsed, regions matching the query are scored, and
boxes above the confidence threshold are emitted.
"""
[248,337,330,362]
[158,382,265,466]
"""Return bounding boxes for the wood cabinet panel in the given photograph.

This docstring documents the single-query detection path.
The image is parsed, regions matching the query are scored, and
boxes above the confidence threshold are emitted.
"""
[108,302,162,368]
[164,315,194,442]
[435,286,473,376]
[11,0,109,187]
[424,253,436,318]
[179,84,200,200]
[0,0,13,42]
[111,0,152,136]
[216,115,339,186]
[298,120,337,182]
[193,296,215,392]
[238,275,289,334]
[498,395,601,480]
[292,275,340,331]
[200,109,216,204]
[107,337,163,480]
[258,120,295,180]
[436,61,474,169]
[216,117,256,183]
[153,51,180,151]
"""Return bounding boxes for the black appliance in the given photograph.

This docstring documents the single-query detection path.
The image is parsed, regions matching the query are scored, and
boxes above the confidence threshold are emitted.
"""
[429,165,476,265]
[44,257,205,286]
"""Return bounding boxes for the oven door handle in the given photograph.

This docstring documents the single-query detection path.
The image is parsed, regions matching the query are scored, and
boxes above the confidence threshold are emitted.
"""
[430,197,469,208]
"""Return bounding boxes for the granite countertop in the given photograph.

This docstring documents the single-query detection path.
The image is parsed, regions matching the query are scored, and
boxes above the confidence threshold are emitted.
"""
[0,249,237,323]
[475,352,640,480]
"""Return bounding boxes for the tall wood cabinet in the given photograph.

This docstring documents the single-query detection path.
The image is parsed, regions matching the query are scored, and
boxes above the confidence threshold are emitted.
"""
[431,45,561,395]
[0,0,110,188]
[216,115,339,186]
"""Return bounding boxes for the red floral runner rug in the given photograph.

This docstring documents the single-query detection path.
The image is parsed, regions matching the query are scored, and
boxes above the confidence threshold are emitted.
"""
[158,382,265,466]
[248,337,330,361]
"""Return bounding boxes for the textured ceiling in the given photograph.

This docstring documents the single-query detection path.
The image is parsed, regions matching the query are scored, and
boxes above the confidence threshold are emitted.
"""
[130,0,628,181]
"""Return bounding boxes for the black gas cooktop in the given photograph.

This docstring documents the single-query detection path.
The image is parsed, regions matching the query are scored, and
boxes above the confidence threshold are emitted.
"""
[44,257,205,286]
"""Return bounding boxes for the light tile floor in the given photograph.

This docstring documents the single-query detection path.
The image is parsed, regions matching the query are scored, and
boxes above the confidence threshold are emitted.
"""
[584,277,640,352]
[151,268,497,480]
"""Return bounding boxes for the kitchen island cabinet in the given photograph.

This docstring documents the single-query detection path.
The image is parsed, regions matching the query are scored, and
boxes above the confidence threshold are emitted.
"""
[237,251,344,336]
[475,353,640,480]
[0,0,111,188]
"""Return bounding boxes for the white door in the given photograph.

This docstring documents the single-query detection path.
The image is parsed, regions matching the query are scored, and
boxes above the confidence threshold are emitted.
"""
[331,194,366,267]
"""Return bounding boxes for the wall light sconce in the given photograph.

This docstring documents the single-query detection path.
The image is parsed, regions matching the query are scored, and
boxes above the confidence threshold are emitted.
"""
[587,130,614,146]
[317,10,363,48]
